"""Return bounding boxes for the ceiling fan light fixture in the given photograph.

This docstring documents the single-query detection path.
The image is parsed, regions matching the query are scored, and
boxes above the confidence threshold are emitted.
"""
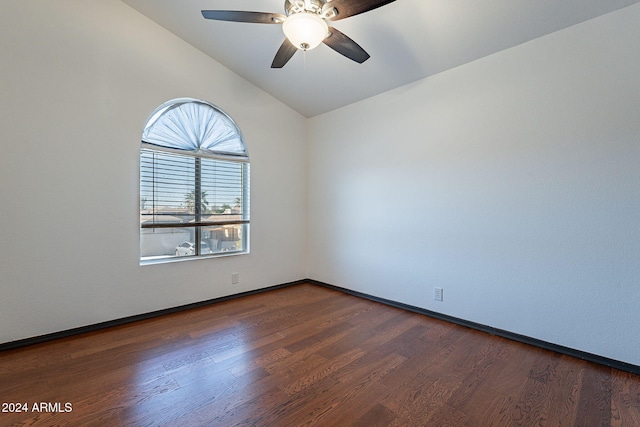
[282,12,328,51]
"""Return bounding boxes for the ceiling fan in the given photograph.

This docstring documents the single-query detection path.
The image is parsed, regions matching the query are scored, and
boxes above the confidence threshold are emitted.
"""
[202,0,397,68]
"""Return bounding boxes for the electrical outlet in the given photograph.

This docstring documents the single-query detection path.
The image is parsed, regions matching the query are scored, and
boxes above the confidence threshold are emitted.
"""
[231,272,240,285]
[434,287,443,301]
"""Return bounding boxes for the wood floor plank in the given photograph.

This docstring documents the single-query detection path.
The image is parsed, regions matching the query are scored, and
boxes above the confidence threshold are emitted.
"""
[611,370,640,427]
[354,403,397,427]
[1,283,638,426]
[575,362,613,427]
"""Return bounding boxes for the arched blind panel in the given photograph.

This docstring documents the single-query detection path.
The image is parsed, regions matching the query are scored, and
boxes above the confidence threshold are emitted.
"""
[142,98,248,160]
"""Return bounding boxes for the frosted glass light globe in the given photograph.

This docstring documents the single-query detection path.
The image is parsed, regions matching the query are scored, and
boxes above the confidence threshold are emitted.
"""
[282,12,328,51]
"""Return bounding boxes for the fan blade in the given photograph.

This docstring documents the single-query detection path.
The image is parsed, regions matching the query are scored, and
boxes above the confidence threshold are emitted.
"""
[323,27,370,63]
[327,0,396,21]
[201,10,286,24]
[271,38,298,68]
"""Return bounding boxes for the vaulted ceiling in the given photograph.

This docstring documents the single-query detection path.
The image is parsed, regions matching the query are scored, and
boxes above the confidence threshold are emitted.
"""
[121,0,639,117]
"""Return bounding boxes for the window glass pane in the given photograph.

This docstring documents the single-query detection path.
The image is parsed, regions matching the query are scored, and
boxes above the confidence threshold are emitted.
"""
[140,227,195,260]
[141,225,247,260]
[203,224,248,253]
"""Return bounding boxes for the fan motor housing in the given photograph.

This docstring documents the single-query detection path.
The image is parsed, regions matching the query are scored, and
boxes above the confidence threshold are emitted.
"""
[285,0,324,16]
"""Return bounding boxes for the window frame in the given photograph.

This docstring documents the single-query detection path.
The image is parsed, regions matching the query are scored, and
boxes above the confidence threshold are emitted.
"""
[139,98,249,264]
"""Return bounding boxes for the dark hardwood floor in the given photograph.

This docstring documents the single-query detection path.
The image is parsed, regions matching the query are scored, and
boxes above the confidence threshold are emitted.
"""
[1,283,638,426]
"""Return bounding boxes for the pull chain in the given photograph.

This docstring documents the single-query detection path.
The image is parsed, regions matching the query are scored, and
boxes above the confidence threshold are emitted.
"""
[300,43,309,70]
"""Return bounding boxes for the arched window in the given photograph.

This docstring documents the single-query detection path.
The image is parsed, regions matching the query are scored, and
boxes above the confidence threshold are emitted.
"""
[140,98,249,262]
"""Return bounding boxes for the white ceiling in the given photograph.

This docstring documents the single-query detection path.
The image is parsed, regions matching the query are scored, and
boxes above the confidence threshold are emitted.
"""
[121,0,639,117]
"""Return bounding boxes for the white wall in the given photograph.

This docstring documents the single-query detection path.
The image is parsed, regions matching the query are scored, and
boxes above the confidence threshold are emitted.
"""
[308,4,640,365]
[0,0,307,343]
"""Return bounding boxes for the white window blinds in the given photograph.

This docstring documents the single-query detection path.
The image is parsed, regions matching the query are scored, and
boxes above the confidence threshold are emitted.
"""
[140,149,249,228]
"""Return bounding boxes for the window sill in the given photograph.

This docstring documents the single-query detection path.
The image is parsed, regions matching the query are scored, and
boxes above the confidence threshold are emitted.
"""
[140,250,248,266]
